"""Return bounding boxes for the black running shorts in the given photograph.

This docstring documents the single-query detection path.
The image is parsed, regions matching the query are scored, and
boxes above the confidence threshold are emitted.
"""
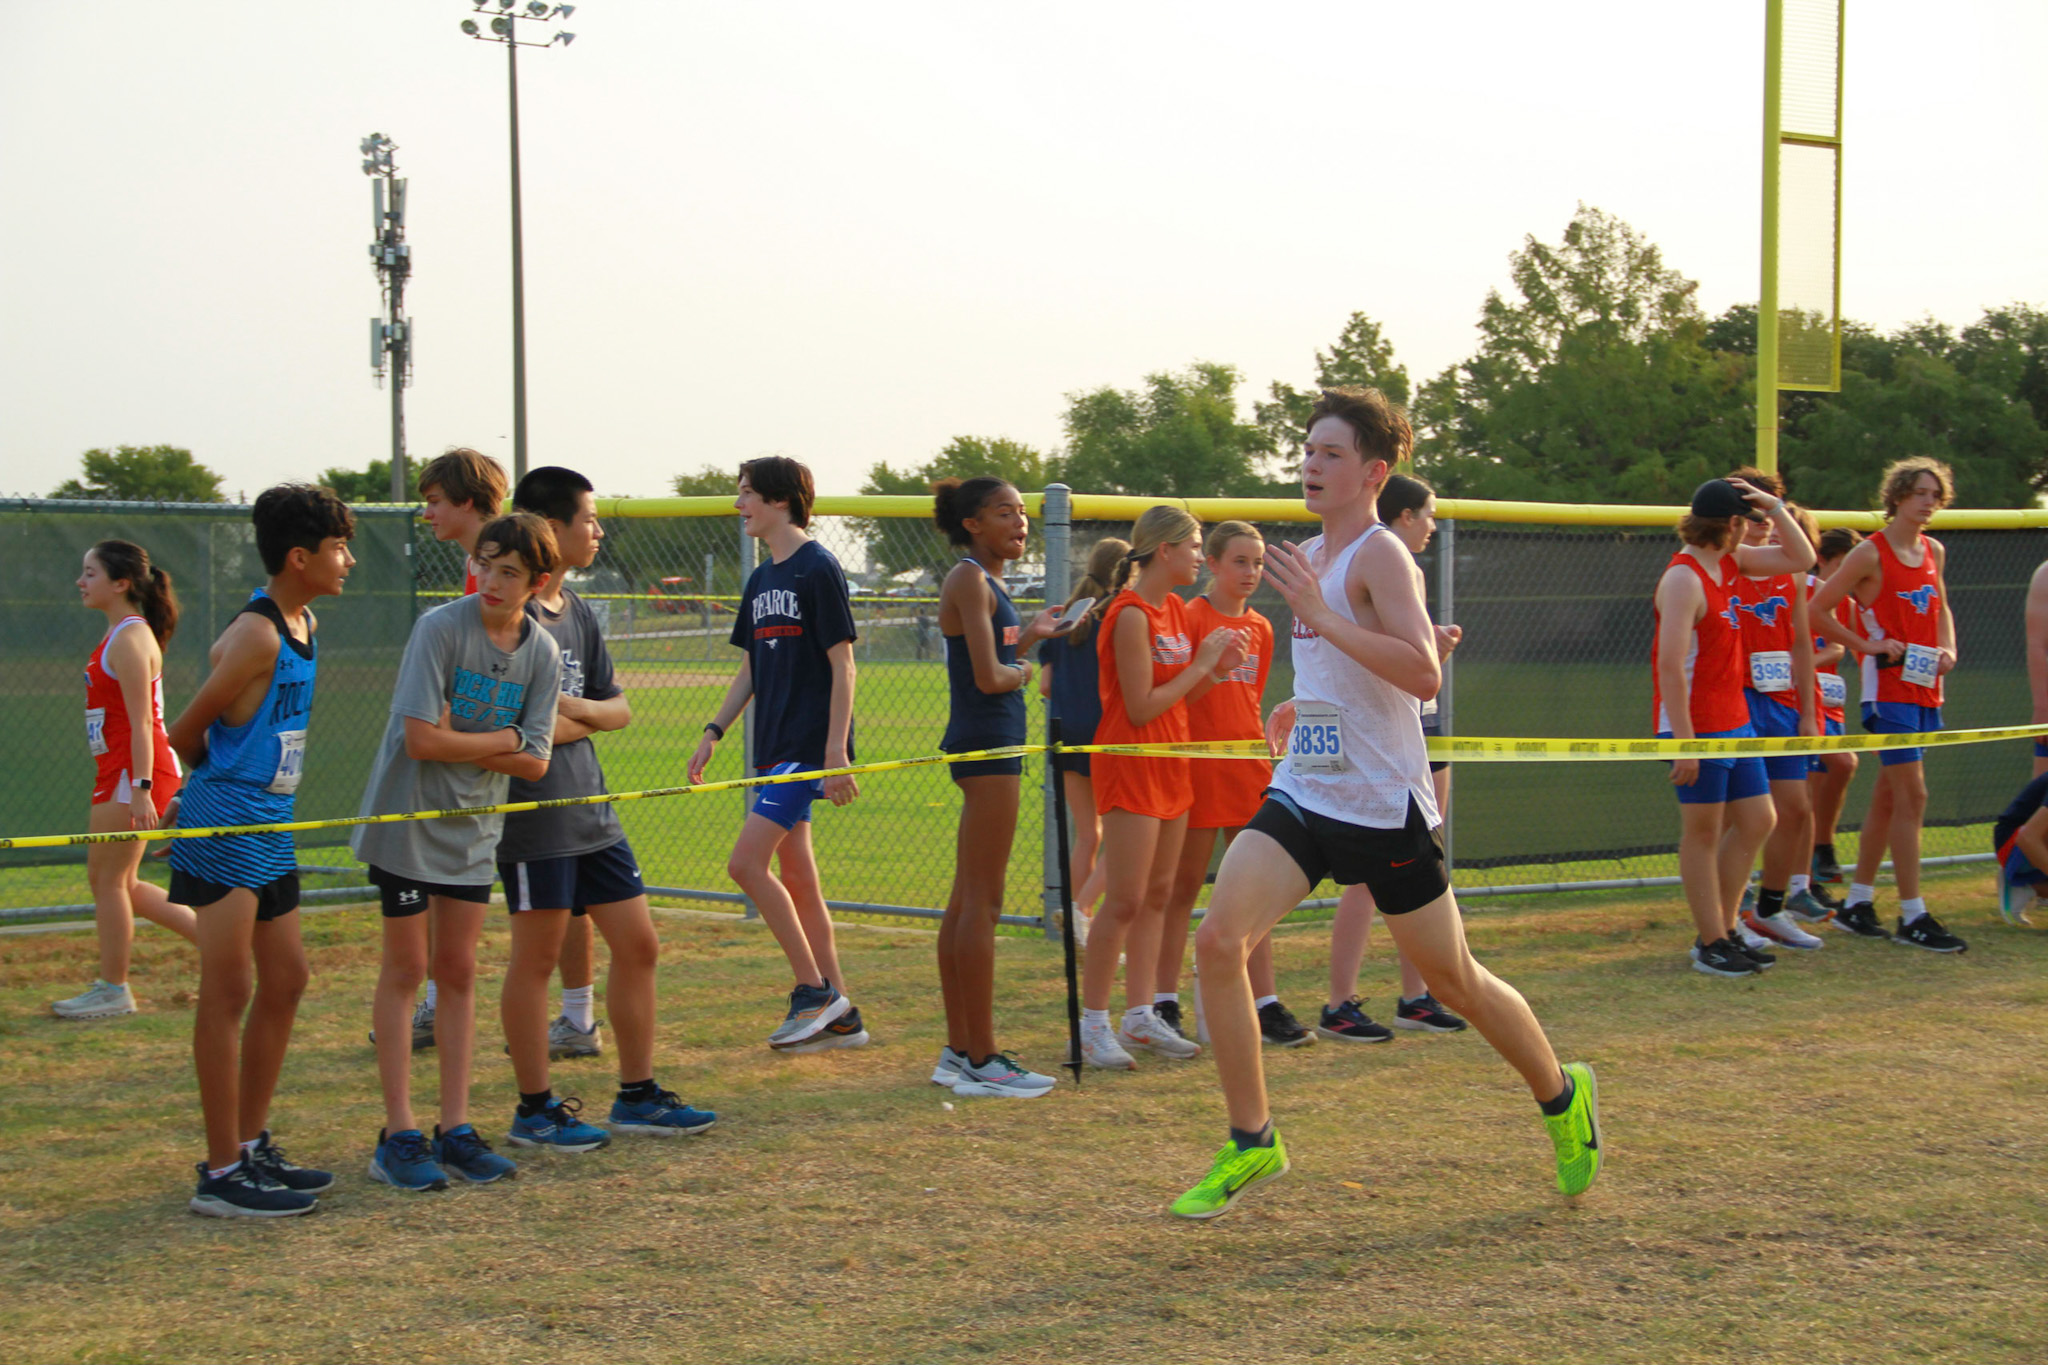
[169,868,301,922]
[1245,790,1450,916]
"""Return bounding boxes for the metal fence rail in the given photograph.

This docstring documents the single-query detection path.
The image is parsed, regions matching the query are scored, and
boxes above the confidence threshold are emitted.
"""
[4,490,2039,922]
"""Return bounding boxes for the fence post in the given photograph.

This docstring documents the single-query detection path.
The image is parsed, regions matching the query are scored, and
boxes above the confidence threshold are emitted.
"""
[1040,483,1072,939]
[1438,516,1455,876]
[739,514,758,919]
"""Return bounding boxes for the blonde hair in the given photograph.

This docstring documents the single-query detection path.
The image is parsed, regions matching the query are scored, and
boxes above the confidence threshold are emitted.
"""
[1106,505,1202,600]
[1879,457,1955,516]
[1676,514,1740,551]
[1063,537,1129,645]
[1786,502,1820,551]
[1203,519,1262,560]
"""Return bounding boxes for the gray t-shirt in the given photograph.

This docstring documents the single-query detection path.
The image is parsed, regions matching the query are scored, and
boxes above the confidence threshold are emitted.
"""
[351,596,561,884]
[500,588,625,862]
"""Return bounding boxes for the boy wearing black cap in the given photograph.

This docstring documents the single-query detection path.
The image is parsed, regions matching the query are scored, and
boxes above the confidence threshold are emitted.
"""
[1653,477,1815,977]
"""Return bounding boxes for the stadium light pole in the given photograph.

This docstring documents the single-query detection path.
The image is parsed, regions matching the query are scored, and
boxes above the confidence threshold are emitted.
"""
[460,1,577,483]
[362,134,413,503]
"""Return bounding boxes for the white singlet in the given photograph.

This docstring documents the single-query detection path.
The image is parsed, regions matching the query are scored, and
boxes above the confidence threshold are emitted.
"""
[1269,524,1441,830]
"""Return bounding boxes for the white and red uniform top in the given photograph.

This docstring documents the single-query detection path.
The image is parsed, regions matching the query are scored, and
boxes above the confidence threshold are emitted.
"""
[1859,533,1945,708]
[1729,570,1802,713]
[84,615,182,812]
[1652,550,1749,735]
[1810,573,1858,724]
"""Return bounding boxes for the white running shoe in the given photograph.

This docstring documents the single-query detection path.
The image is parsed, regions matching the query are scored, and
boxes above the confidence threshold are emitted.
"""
[952,1053,1056,1098]
[1745,909,1824,951]
[1081,1017,1137,1070]
[1119,1007,1201,1059]
[930,1046,966,1086]
[1734,920,1780,953]
[52,980,137,1019]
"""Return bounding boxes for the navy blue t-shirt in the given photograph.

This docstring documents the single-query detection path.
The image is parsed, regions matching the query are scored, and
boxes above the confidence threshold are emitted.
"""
[1038,627,1103,744]
[1995,773,2048,852]
[730,539,858,767]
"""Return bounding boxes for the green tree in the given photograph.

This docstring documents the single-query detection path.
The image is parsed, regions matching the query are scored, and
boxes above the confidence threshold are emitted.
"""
[671,464,738,497]
[856,436,1060,580]
[315,458,394,504]
[1782,324,2048,510]
[1256,313,1412,467]
[1416,206,1748,503]
[52,445,225,502]
[1061,362,1279,497]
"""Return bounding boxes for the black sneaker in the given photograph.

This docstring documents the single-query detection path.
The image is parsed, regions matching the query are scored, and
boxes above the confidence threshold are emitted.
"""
[1393,993,1469,1033]
[1315,997,1393,1042]
[1690,938,1760,978]
[189,1161,318,1218]
[1893,913,1967,953]
[1806,881,1846,914]
[247,1131,334,1193]
[1811,847,1844,884]
[1832,901,1890,939]
[1731,933,1777,970]
[1257,1000,1314,1048]
[1152,1000,1190,1040]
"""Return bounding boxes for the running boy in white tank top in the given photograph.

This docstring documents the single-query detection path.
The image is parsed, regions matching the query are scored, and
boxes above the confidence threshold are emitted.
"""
[1171,387,1601,1219]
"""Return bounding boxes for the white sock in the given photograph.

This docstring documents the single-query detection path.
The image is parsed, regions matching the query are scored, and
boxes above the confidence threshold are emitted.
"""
[1082,1008,1110,1029]
[1849,883,1876,907]
[561,985,595,1030]
[1788,874,1810,895]
[423,979,439,1010]
[1153,992,1178,1006]
[240,1136,260,1155]
[1123,1004,1152,1023]
[1900,897,1928,924]
[207,1159,242,1180]
[1253,994,1279,1010]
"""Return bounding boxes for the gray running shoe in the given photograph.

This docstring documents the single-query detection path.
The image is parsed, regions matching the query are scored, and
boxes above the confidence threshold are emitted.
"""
[767,982,850,1048]
[952,1052,1056,1098]
[52,980,137,1019]
[411,996,436,1051]
[548,1014,604,1059]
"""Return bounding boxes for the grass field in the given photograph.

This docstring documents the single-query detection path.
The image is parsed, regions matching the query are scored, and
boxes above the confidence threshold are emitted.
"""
[3,864,2044,1363]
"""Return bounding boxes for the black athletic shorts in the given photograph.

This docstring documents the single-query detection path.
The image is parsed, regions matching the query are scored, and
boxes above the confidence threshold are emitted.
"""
[169,868,301,922]
[1245,790,1450,916]
[369,865,495,919]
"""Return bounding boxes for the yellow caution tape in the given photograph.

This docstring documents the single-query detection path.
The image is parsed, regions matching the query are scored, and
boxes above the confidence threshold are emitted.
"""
[1429,723,2048,761]
[0,746,1032,850]
[10,724,2044,849]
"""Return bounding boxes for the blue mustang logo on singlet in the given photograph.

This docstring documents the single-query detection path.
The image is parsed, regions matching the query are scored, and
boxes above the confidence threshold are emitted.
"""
[1735,594,1790,627]
[1719,600,1744,632]
[1897,585,1937,614]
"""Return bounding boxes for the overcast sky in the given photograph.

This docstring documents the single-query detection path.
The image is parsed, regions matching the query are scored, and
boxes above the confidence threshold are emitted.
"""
[4,0,2044,501]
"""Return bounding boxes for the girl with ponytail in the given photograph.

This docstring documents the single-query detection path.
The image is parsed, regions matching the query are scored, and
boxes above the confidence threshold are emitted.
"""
[1035,535,1129,932]
[54,541,198,1019]
[929,478,1064,1097]
[1079,505,1248,1069]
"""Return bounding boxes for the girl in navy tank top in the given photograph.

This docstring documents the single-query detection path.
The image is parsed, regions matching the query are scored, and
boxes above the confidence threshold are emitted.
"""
[931,478,1062,1097]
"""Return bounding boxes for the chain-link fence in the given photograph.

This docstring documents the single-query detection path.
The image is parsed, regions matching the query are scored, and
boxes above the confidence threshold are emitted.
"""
[5,492,2041,920]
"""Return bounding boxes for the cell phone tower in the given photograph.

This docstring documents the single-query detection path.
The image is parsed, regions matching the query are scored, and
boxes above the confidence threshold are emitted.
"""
[363,133,413,504]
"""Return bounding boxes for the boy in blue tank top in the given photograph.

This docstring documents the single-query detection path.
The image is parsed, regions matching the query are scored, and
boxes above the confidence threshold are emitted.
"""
[165,484,356,1218]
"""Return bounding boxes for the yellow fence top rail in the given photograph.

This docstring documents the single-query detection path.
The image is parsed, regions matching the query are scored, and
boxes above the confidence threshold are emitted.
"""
[351,492,2048,530]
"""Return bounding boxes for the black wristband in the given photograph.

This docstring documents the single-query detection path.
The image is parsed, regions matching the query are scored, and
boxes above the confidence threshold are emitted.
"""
[703,721,726,741]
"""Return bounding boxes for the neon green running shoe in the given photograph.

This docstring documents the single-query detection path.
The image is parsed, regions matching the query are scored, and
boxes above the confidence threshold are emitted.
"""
[1170,1130,1290,1220]
[1543,1061,1601,1197]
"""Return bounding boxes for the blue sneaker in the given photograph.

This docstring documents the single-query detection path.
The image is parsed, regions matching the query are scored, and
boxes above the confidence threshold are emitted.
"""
[609,1087,718,1137]
[369,1128,448,1192]
[507,1096,611,1153]
[433,1124,518,1183]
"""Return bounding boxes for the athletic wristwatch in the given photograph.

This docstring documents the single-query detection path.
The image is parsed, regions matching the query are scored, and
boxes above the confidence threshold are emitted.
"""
[133,777,153,790]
